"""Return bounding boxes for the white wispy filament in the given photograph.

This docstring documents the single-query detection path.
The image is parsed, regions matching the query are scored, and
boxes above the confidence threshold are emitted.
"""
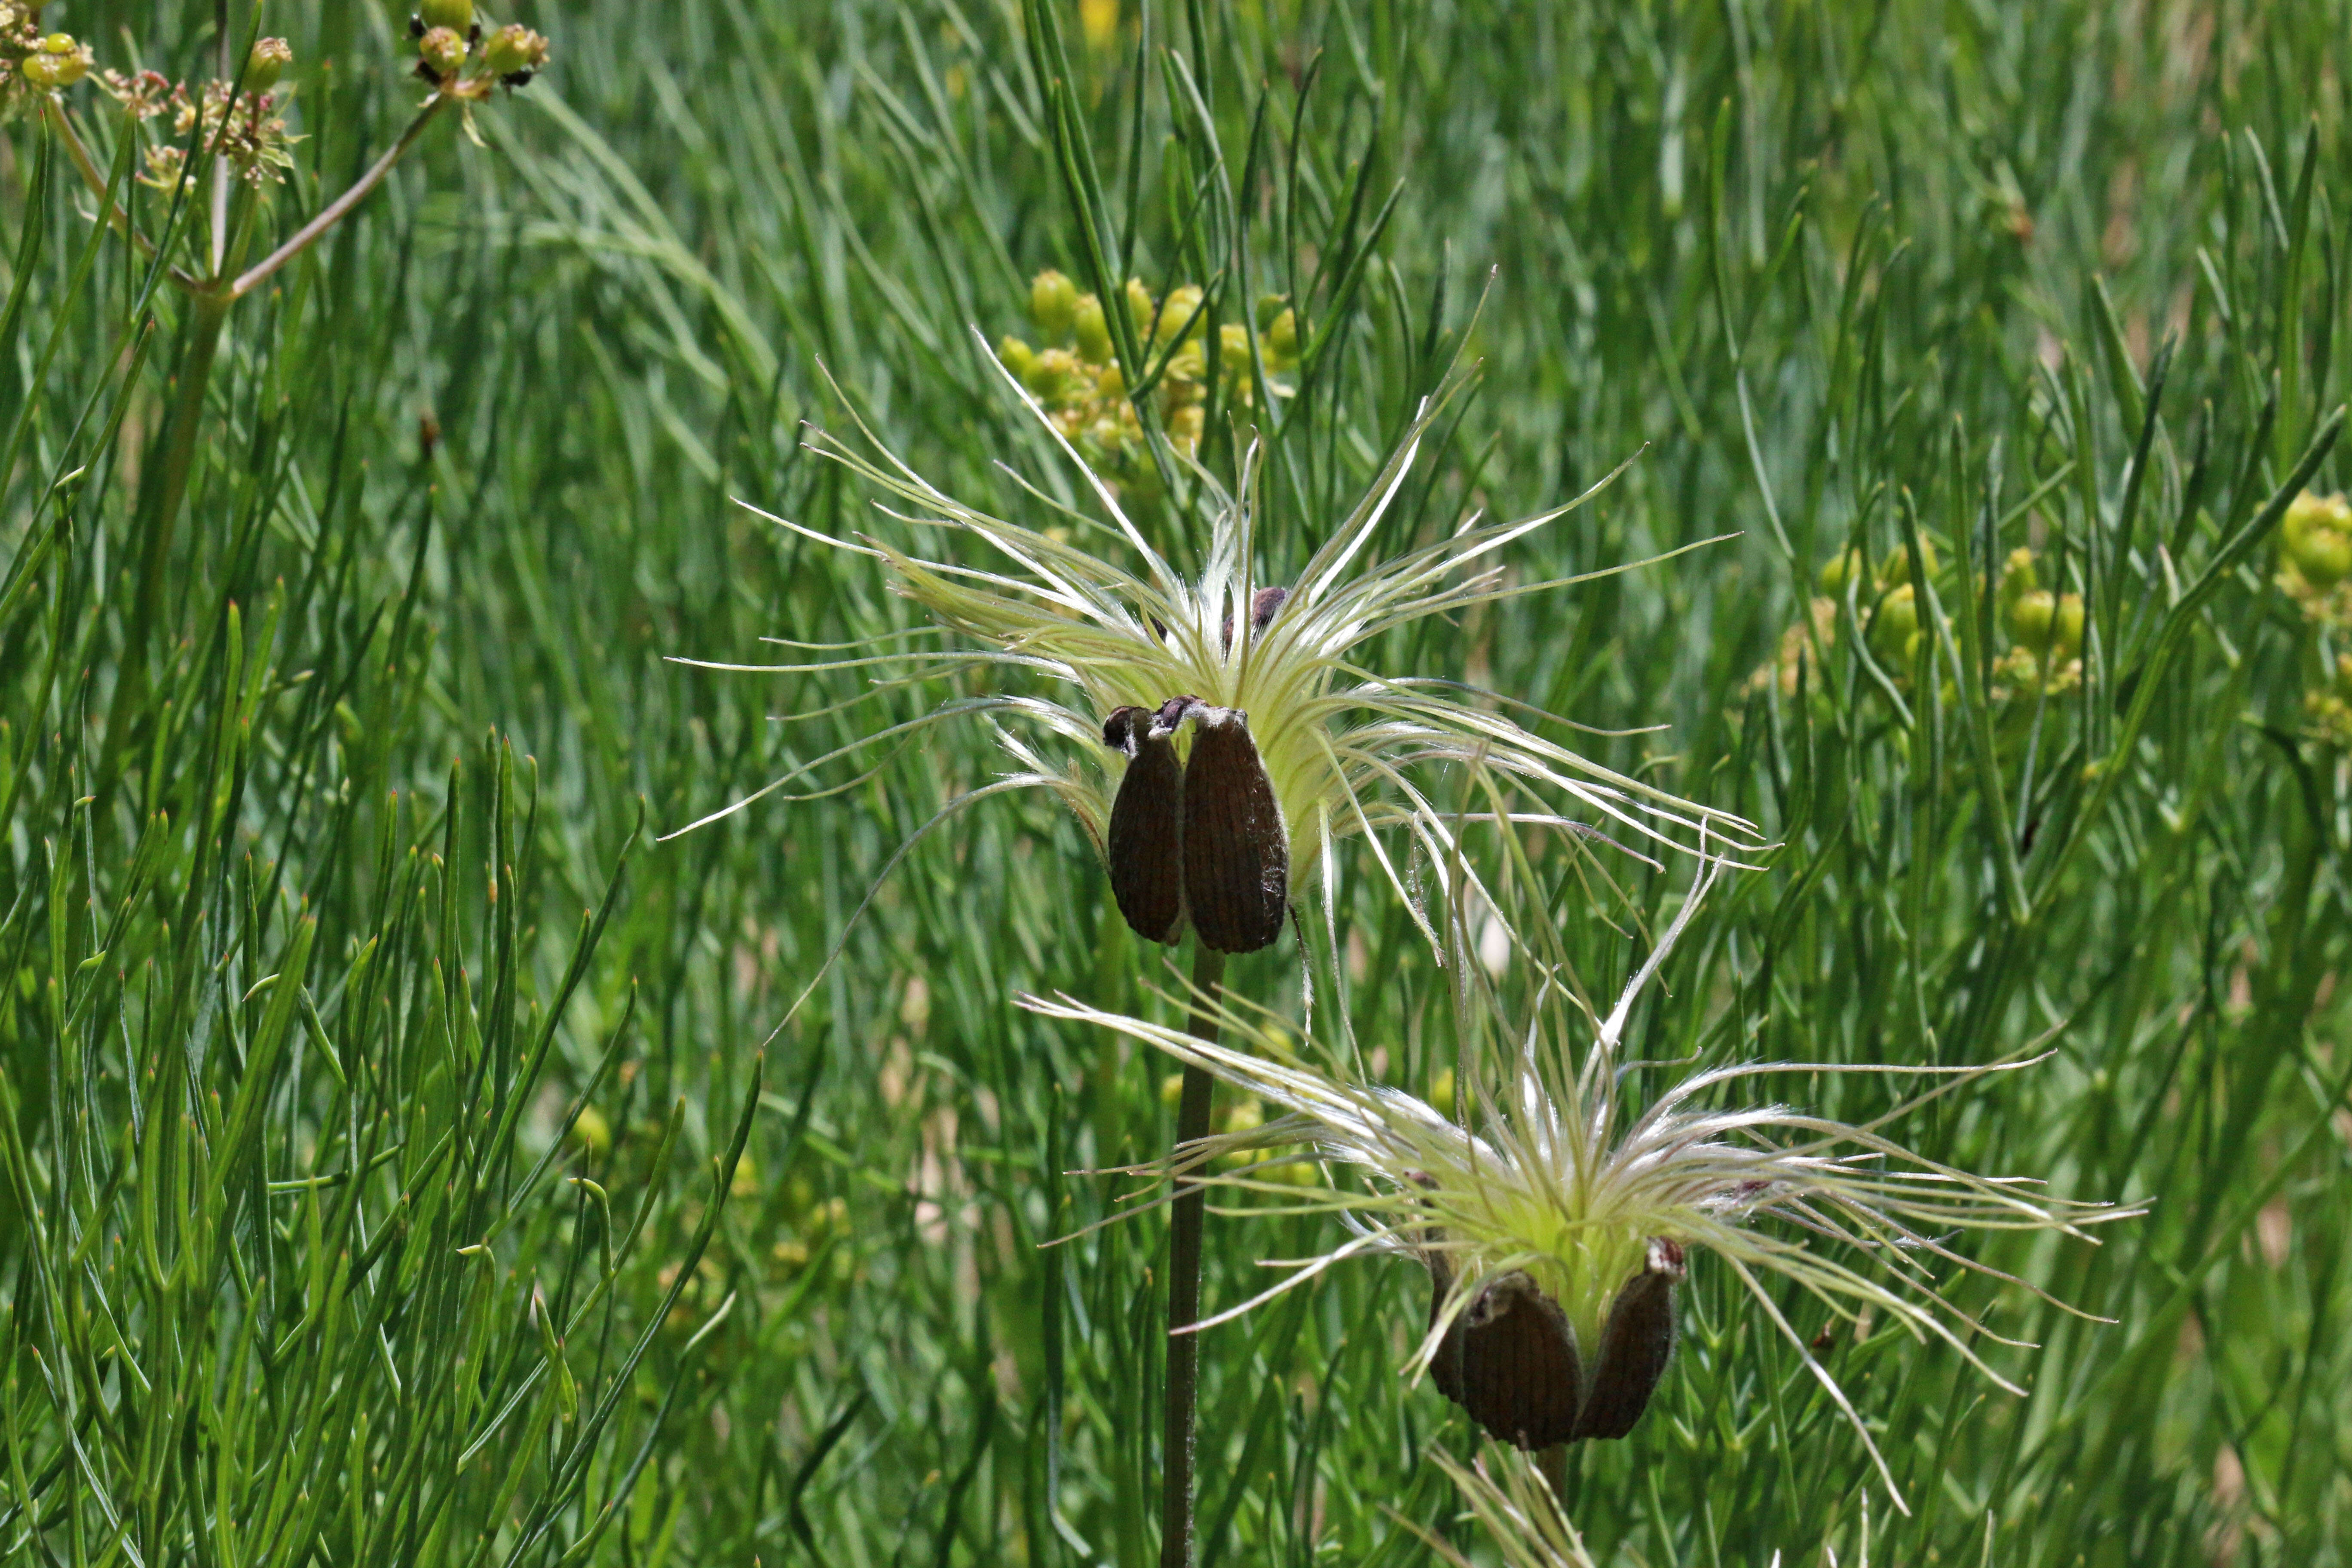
[1021,858,2141,1507]
[668,346,1759,971]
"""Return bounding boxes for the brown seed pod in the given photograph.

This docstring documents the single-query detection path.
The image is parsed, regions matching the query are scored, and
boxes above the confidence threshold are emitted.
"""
[1177,704,1289,953]
[1573,1238,1684,1440]
[1423,1238,1684,1450]
[1427,1262,1583,1449]
[1102,704,1187,944]
[1219,585,1291,651]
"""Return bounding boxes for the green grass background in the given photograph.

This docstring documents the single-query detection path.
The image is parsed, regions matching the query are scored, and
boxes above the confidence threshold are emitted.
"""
[4,1,2350,1563]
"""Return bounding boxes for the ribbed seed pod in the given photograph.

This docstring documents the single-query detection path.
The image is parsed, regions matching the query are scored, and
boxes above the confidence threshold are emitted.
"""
[1177,704,1288,953]
[1427,1264,1583,1449]
[1424,1237,1685,1449]
[1102,702,1188,944]
[1574,1238,1684,1439]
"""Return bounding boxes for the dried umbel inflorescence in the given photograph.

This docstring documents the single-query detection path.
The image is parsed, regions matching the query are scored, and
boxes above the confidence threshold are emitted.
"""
[103,56,303,189]
[1022,856,2141,1504]
[677,366,1756,966]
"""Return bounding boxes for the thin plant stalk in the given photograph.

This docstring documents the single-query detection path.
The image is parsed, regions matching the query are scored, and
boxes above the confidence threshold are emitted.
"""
[134,291,229,628]
[48,87,454,778]
[230,96,450,301]
[1160,941,1225,1568]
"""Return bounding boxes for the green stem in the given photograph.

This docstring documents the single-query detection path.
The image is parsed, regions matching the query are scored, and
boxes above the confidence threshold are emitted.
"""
[229,95,450,302]
[1160,942,1225,1568]
[44,100,203,292]
[99,290,229,789]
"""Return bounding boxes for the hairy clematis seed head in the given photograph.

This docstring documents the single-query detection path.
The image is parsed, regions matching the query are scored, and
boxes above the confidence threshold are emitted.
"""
[1018,856,2140,1509]
[675,350,1760,1024]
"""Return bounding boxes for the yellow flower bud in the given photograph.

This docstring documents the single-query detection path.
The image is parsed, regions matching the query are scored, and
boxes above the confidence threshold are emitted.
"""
[246,37,293,92]
[1030,269,1080,340]
[1263,306,1298,366]
[997,335,1037,385]
[567,1105,612,1157]
[1094,360,1126,400]
[1125,277,1155,332]
[1080,0,1121,50]
[1026,347,1081,404]
[2052,592,2085,659]
[418,26,468,76]
[1867,582,1919,663]
[1072,293,1112,362]
[1427,1066,1456,1119]
[1166,340,1206,385]
[1219,322,1251,375]
[19,34,91,89]
[1167,402,1204,453]
[1876,536,1937,588]
[1156,285,1205,346]
[419,0,475,31]
[482,24,550,79]
[1160,1072,1185,1110]
[2008,588,2058,652]
[2302,530,2352,588]
[1998,545,2037,608]
[2281,491,2352,589]
[1255,293,1289,331]
[1818,547,1862,597]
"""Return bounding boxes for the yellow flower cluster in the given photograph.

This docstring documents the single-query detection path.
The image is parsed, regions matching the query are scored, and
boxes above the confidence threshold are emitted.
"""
[2269,493,2352,746]
[410,0,551,95]
[1752,542,2084,704]
[3,5,91,120]
[2306,653,2352,748]
[2278,491,2352,621]
[997,270,1297,493]
[1990,546,2086,698]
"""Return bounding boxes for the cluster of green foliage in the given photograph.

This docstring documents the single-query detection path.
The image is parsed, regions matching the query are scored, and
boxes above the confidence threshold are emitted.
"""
[3,2,2349,1565]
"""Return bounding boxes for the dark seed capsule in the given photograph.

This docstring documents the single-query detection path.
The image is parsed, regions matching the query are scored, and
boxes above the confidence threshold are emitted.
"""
[1219,585,1292,651]
[1573,1238,1684,1440]
[1427,1262,1583,1450]
[1102,704,1186,945]
[1423,1238,1684,1450]
[1179,704,1288,953]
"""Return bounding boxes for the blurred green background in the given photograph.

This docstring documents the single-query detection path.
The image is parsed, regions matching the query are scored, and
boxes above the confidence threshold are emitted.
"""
[3,1,2349,1562]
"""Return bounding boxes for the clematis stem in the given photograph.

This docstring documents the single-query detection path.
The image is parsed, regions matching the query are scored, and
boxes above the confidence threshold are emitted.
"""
[1160,942,1225,1568]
